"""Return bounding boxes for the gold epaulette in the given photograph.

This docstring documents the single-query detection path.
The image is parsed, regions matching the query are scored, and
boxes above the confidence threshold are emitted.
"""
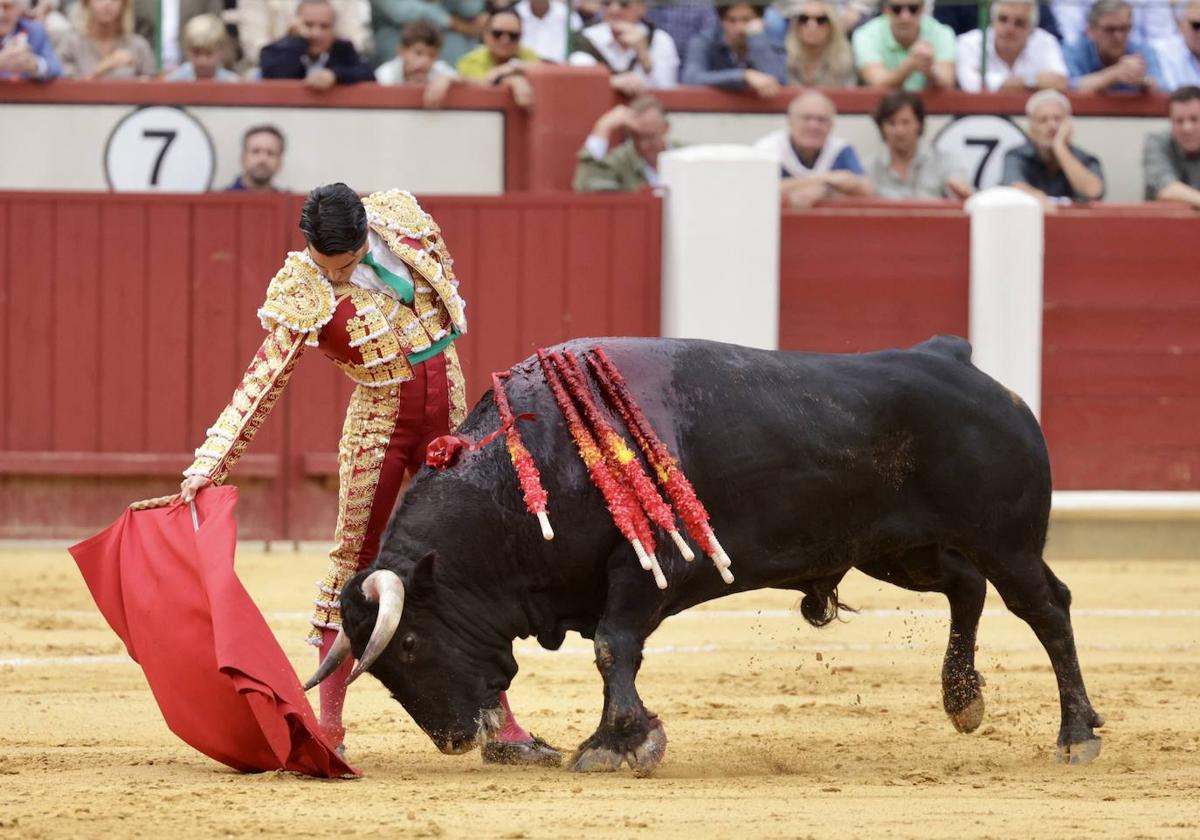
[362,189,440,240]
[256,251,337,346]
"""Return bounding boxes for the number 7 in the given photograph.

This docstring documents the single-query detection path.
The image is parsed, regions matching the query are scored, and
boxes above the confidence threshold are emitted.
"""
[142,129,178,187]
[964,137,1000,188]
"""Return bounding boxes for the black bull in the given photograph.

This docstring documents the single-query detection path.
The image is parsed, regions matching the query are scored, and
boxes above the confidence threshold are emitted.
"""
[337,336,1104,773]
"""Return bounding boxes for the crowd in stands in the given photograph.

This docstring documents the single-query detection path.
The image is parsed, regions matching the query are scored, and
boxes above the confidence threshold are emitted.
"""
[1,0,1198,206]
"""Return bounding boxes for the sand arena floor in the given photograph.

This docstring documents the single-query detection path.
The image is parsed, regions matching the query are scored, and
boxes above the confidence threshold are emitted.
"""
[2,547,1198,839]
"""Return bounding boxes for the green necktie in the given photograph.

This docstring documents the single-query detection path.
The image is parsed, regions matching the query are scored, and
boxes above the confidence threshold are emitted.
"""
[361,251,414,304]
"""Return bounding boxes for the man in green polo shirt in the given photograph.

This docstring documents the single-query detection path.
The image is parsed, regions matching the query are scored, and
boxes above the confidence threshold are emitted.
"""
[852,1,956,91]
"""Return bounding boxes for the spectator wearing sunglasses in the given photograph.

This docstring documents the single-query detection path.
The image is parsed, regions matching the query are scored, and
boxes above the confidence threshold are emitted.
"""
[852,0,956,90]
[1151,0,1200,90]
[1000,89,1104,206]
[681,2,785,95]
[870,91,972,199]
[785,0,856,87]
[569,0,680,95]
[574,96,674,191]
[754,89,872,208]
[956,0,1068,91]
[1143,85,1200,206]
[1064,0,1164,92]
[457,7,540,106]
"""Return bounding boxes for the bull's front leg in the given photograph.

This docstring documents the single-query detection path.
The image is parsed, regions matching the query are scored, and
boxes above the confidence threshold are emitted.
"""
[570,623,667,777]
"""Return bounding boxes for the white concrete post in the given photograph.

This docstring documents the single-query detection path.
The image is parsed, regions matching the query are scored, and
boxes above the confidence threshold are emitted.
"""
[659,145,781,350]
[965,187,1044,419]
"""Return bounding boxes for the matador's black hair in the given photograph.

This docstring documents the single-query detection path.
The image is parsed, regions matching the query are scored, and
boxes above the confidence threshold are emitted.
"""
[299,183,368,255]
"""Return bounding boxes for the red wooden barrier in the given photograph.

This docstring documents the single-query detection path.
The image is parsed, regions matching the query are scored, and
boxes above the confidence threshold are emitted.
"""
[0,191,661,539]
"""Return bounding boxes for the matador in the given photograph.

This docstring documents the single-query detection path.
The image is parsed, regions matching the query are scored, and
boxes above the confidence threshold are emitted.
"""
[179,184,559,766]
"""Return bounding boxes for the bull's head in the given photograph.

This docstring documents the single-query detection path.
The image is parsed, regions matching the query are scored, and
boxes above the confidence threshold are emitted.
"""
[305,554,513,754]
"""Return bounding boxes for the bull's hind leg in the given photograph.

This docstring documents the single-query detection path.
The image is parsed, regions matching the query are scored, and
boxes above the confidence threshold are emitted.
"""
[570,563,666,776]
[986,557,1104,764]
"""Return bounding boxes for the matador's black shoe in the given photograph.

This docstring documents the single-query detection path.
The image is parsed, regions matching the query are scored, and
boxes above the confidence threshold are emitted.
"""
[481,734,563,767]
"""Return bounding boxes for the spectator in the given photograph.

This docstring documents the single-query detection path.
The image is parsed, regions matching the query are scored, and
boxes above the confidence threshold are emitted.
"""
[21,0,72,53]
[681,1,786,96]
[260,0,375,89]
[573,96,672,191]
[131,0,222,72]
[956,0,1069,91]
[569,0,680,95]
[368,0,486,68]
[1065,0,1165,92]
[456,7,538,106]
[1152,0,1200,91]
[1000,89,1104,206]
[58,0,156,78]
[937,0,1061,40]
[753,89,872,208]
[1053,0,1175,49]
[870,90,973,199]
[852,0,956,91]
[645,0,716,68]
[225,125,287,192]
[784,0,857,88]
[0,0,61,79]
[167,13,239,80]
[238,0,374,72]
[376,19,460,106]
[1143,84,1200,206]
[515,0,580,62]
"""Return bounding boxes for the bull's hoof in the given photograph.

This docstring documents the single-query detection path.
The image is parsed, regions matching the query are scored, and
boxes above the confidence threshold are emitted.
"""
[1056,738,1102,765]
[948,695,985,734]
[481,734,563,767]
[569,744,625,773]
[569,719,667,777]
[629,719,667,777]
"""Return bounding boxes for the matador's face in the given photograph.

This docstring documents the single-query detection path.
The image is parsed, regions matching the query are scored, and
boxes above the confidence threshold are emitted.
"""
[308,242,369,285]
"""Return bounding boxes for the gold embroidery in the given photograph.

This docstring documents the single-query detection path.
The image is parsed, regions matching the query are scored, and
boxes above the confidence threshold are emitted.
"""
[308,384,403,642]
[256,252,336,345]
[444,343,466,431]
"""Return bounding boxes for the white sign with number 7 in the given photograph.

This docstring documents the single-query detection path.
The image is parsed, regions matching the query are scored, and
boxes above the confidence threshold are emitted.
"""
[103,106,215,193]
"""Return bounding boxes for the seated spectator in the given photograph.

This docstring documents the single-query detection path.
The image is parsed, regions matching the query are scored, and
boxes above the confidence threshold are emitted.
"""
[238,0,374,70]
[368,0,486,68]
[957,0,1068,91]
[645,0,716,68]
[167,13,239,80]
[937,0,1061,40]
[457,7,538,107]
[753,89,872,208]
[59,0,156,78]
[515,0,580,62]
[785,0,857,88]
[852,0,956,91]
[225,125,287,192]
[1065,0,1165,92]
[1000,89,1104,206]
[573,96,672,191]
[1053,0,1175,49]
[870,91,972,199]
[132,0,222,72]
[681,2,785,96]
[569,0,680,95]
[260,0,374,89]
[376,20,460,107]
[1152,0,1200,91]
[0,0,61,80]
[1143,84,1200,206]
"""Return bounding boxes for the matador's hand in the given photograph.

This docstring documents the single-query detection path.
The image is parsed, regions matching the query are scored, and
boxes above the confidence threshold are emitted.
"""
[178,475,212,504]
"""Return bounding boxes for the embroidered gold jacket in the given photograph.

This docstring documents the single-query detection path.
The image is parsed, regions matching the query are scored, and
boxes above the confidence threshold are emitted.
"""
[185,190,468,484]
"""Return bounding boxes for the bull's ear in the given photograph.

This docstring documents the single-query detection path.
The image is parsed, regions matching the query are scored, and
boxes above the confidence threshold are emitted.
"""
[407,551,438,598]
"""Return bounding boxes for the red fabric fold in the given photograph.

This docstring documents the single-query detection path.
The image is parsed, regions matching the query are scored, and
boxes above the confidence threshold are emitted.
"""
[68,486,358,779]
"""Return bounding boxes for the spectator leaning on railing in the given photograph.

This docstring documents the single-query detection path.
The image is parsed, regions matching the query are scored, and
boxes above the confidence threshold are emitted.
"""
[1053,0,1175,49]
[754,89,873,208]
[784,0,856,88]
[569,0,680,95]
[1142,84,1200,207]
[681,1,786,96]
[239,0,374,72]
[457,6,539,107]
[1065,0,1165,92]
[573,96,673,191]
[167,13,239,80]
[956,0,1069,92]
[1000,89,1105,207]
[59,0,156,78]
[368,0,487,68]
[852,0,956,91]
[870,90,973,199]
[376,19,460,107]
[224,124,287,192]
[0,0,61,79]
[1152,0,1200,91]
[260,0,375,89]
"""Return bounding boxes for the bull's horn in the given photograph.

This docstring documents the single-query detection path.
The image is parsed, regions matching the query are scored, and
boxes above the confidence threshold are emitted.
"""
[301,627,352,691]
[346,569,405,685]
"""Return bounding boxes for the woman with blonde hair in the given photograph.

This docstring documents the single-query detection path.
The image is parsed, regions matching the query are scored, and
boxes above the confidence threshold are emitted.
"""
[59,0,156,78]
[786,0,857,87]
